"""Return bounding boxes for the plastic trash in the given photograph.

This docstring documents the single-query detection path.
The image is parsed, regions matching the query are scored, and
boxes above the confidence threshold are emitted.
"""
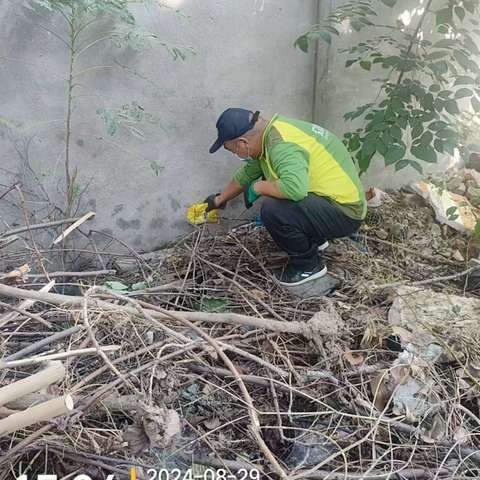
[411,180,479,233]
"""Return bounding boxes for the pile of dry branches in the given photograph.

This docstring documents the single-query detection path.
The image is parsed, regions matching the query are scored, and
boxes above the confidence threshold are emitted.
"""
[0,190,480,479]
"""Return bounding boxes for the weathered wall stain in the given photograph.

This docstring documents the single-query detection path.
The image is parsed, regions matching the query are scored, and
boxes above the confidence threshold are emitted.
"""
[150,217,165,229]
[168,194,181,212]
[116,218,141,230]
[112,204,124,217]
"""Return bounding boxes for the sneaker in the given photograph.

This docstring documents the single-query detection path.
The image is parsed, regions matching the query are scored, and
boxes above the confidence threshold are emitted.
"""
[275,260,328,287]
[318,241,329,252]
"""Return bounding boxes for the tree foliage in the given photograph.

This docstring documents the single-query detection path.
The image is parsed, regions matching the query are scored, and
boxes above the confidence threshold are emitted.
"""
[297,0,480,175]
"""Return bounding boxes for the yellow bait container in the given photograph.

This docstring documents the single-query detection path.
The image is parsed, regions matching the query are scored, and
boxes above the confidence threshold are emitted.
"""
[187,203,219,225]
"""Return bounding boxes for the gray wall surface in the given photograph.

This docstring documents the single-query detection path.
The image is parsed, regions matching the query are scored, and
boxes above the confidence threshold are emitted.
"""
[0,0,316,251]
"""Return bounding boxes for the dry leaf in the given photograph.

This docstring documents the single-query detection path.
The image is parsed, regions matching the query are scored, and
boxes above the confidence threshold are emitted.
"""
[370,371,391,411]
[343,350,365,366]
[203,417,221,430]
[1,263,30,282]
[124,404,181,454]
[453,426,470,445]
[421,414,446,443]
[124,424,149,455]
[251,289,267,301]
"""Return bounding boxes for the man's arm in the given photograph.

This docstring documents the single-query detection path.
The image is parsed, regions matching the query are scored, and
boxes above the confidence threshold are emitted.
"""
[253,180,285,199]
[265,143,309,201]
[215,179,245,206]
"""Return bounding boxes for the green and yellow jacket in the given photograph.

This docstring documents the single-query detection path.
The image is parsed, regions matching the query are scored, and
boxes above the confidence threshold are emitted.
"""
[233,114,367,220]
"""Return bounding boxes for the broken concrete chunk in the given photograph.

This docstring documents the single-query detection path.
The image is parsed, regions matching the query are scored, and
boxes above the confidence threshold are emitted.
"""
[389,286,480,361]
[307,304,344,336]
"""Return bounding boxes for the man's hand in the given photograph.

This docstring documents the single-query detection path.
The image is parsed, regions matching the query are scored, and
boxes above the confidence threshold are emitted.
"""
[204,193,227,212]
[244,181,262,209]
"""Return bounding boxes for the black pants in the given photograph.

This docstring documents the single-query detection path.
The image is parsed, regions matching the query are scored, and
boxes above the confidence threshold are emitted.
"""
[260,194,362,269]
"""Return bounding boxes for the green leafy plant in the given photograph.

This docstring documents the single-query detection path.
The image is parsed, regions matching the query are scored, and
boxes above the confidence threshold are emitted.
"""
[297,0,480,175]
[28,0,193,215]
[97,101,159,139]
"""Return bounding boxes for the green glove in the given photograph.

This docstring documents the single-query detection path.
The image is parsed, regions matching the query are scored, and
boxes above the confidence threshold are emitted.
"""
[244,181,261,209]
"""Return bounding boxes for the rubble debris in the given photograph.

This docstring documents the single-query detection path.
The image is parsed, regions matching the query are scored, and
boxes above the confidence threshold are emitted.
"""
[388,285,480,360]
[1,190,480,478]
[124,405,181,454]
[366,187,392,208]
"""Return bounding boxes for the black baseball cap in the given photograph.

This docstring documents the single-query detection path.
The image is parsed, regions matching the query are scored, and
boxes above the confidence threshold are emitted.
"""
[209,108,260,153]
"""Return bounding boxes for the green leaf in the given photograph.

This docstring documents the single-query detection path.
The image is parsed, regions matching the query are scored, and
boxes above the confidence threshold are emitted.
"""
[444,99,460,115]
[397,116,408,129]
[319,31,332,45]
[430,61,448,75]
[434,98,445,111]
[455,88,473,99]
[437,128,456,139]
[200,297,229,313]
[295,35,309,53]
[346,58,359,68]
[150,160,163,176]
[433,39,458,48]
[455,76,475,85]
[390,98,404,113]
[411,144,438,163]
[436,8,453,27]
[443,140,456,155]
[376,138,388,155]
[474,220,480,241]
[429,120,448,131]
[412,123,424,139]
[455,6,465,22]
[360,60,372,71]
[384,143,406,165]
[356,148,374,173]
[426,51,449,61]
[351,19,364,32]
[349,135,361,152]
[454,50,470,70]
[380,0,397,6]
[472,96,480,112]
[361,137,378,157]
[104,281,129,292]
[131,281,147,291]
[409,160,424,174]
[419,130,434,146]
[395,159,410,171]
[389,125,403,140]
[434,138,445,153]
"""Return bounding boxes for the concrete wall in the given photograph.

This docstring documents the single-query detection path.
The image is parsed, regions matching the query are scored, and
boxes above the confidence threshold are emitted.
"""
[0,0,316,251]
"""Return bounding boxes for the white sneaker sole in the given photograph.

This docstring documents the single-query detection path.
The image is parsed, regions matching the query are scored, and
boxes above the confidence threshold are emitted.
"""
[318,241,329,252]
[277,266,328,287]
